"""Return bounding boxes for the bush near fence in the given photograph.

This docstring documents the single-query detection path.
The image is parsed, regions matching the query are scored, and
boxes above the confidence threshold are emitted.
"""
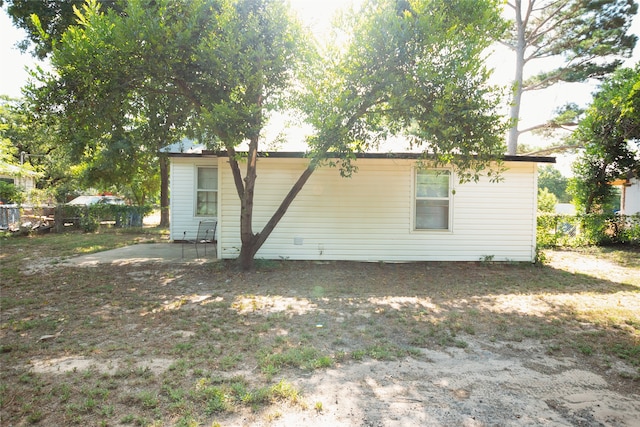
[537,213,640,248]
[55,204,153,232]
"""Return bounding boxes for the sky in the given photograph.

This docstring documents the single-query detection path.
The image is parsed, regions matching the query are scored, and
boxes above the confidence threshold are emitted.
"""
[1,0,639,170]
[0,0,358,98]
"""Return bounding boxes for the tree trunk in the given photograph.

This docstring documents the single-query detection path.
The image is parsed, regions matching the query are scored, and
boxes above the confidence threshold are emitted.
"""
[507,0,527,155]
[236,135,259,271]
[233,154,318,271]
[237,237,260,270]
[585,193,595,214]
[159,154,170,227]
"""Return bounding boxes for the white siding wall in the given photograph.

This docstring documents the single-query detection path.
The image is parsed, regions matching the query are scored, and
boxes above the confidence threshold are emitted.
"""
[0,174,36,191]
[211,157,538,262]
[623,179,640,215]
[169,156,220,252]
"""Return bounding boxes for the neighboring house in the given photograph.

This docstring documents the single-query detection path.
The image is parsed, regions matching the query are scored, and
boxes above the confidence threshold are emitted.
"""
[555,203,576,215]
[613,177,640,215]
[0,161,38,193]
[165,144,554,262]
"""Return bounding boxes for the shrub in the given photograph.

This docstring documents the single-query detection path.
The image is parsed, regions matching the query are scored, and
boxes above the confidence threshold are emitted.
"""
[537,213,640,248]
[537,188,557,213]
[55,204,153,231]
[0,181,25,204]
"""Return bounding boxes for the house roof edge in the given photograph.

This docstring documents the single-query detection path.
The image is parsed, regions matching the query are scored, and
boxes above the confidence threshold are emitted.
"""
[167,150,555,163]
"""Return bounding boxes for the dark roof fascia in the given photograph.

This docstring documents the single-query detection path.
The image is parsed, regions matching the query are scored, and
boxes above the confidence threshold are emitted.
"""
[503,155,555,163]
[166,152,219,158]
[188,151,555,163]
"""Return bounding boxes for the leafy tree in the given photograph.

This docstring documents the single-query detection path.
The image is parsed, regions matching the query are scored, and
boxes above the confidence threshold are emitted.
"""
[3,2,166,207]
[0,98,30,204]
[26,0,311,246]
[1,0,122,58]
[0,96,20,165]
[301,0,508,181]
[537,187,558,212]
[538,165,570,202]
[24,0,199,222]
[1,95,92,205]
[569,64,640,213]
[30,0,509,270]
[0,181,25,204]
[2,96,69,198]
[503,0,638,154]
[233,0,509,270]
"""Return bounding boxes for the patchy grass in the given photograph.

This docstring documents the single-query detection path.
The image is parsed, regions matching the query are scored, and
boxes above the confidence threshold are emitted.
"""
[0,227,167,268]
[1,232,639,425]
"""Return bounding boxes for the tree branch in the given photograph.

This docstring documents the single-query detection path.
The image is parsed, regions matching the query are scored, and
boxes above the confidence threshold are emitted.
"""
[497,39,517,50]
[226,146,246,200]
[523,143,583,156]
[526,0,567,43]
[254,162,317,250]
[171,77,204,110]
[519,121,577,134]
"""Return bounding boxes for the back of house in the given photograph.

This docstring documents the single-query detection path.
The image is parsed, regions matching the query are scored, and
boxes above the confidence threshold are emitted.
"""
[166,148,554,263]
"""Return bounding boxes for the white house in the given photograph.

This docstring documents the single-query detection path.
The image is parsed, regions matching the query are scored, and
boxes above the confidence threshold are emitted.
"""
[0,161,38,193]
[166,147,555,262]
[615,177,640,215]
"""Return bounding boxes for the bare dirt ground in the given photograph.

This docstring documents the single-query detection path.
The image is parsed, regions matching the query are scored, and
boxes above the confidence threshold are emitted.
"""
[274,340,637,427]
[2,244,639,426]
[181,249,640,426]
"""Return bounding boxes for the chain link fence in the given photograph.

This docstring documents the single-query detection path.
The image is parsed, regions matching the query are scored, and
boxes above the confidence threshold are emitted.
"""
[0,205,21,230]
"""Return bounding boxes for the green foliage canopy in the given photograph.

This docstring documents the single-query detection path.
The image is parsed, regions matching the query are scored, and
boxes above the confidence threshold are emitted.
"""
[0,96,20,165]
[520,0,637,89]
[537,187,558,212]
[24,0,209,209]
[504,0,638,153]
[538,164,570,203]
[2,0,122,59]
[570,63,640,213]
[303,0,509,182]
[1,96,69,201]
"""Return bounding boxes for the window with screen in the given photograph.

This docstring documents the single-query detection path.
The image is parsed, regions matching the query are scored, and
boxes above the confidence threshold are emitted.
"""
[196,167,217,216]
[415,169,450,230]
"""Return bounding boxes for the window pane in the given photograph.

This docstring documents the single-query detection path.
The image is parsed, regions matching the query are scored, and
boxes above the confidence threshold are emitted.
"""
[196,167,217,216]
[197,191,217,216]
[416,200,449,229]
[197,168,217,190]
[416,170,449,198]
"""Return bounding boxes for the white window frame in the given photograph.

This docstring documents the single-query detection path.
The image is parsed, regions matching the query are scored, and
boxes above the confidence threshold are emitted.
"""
[195,166,218,217]
[413,168,453,232]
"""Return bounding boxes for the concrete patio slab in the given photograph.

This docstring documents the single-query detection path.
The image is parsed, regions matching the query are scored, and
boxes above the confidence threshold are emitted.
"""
[61,242,217,267]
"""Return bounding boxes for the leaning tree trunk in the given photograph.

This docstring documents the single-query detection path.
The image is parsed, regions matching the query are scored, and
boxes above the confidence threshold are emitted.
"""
[229,138,319,271]
[236,164,317,271]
